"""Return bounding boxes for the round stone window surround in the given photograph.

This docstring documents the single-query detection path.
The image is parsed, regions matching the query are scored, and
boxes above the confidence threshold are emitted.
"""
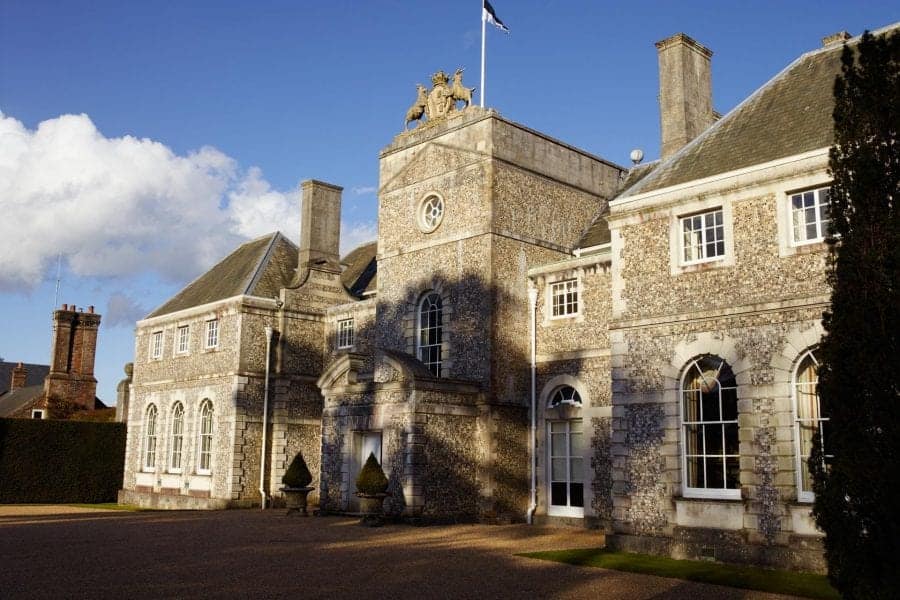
[416,192,445,234]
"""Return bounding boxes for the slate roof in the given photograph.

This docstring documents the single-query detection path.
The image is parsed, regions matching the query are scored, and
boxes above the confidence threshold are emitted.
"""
[341,241,377,297]
[0,361,50,396]
[577,160,661,250]
[618,28,894,199]
[0,384,44,417]
[147,232,299,318]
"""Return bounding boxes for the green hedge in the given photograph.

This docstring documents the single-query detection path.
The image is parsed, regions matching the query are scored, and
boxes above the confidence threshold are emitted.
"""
[0,418,126,503]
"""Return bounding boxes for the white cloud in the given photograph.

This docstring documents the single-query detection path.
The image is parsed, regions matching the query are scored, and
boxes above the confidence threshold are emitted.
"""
[352,185,376,196]
[340,221,378,254]
[0,112,301,291]
[105,291,148,327]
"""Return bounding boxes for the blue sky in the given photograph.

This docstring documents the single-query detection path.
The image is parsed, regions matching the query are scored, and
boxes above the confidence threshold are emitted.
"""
[1,1,898,404]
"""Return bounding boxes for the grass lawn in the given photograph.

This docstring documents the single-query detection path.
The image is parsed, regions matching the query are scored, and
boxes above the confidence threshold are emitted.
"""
[518,548,838,600]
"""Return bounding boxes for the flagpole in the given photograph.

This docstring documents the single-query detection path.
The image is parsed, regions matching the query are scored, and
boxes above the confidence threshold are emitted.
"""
[480,1,486,108]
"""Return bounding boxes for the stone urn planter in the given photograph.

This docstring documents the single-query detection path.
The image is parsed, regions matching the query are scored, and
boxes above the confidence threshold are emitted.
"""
[280,452,314,516]
[355,453,389,527]
[281,485,315,516]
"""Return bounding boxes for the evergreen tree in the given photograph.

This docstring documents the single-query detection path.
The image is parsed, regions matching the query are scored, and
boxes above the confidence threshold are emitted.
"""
[812,29,900,599]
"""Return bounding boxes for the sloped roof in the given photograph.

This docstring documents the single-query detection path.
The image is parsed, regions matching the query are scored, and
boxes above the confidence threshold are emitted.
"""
[0,384,43,417]
[147,232,298,318]
[341,241,377,297]
[619,31,881,199]
[0,361,49,396]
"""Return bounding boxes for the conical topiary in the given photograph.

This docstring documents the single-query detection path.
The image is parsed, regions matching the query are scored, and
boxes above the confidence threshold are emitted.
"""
[282,452,313,488]
[355,452,388,495]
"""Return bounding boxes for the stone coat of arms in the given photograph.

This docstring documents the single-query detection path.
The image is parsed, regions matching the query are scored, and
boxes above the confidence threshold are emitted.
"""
[404,69,476,131]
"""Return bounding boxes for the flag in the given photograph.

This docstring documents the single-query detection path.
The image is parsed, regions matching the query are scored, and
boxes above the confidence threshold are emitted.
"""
[483,1,509,33]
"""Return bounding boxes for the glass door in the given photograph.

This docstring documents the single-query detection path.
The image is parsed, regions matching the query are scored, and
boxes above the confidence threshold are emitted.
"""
[548,419,584,517]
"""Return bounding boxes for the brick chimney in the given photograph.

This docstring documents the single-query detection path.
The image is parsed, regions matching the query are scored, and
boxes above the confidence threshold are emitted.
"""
[656,33,715,160]
[10,362,27,392]
[296,179,343,281]
[43,304,101,410]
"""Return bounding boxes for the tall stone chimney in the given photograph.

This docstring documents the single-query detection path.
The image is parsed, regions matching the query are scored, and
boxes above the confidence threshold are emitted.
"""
[297,180,343,278]
[10,362,27,392]
[44,304,101,410]
[656,33,715,160]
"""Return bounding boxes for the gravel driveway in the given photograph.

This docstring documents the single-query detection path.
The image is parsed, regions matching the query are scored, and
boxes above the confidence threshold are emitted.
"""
[0,506,802,599]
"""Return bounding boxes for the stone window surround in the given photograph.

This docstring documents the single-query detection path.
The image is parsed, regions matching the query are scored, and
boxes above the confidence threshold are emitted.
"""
[204,319,219,351]
[337,317,354,349]
[541,269,586,326]
[668,196,735,275]
[142,403,159,473]
[31,409,44,419]
[150,330,164,360]
[416,191,445,234]
[775,179,832,257]
[679,355,741,501]
[196,399,214,475]
[539,374,589,518]
[403,282,453,377]
[168,401,185,474]
[792,347,825,504]
[174,324,190,356]
[549,279,580,320]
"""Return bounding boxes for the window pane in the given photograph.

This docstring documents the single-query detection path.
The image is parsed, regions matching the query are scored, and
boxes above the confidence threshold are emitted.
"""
[701,390,720,421]
[551,433,566,457]
[550,421,566,434]
[569,482,584,507]
[684,424,702,455]
[551,458,567,481]
[570,431,583,454]
[569,458,583,482]
[725,457,740,489]
[686,455,704,488]
[704,424,723,454]
[551,482,567,506]
[706,457,724,488]
[724,423,739,454]
[721,387,738,420]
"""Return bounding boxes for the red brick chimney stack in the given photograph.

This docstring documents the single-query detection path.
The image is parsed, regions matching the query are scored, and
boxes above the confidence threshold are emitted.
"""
[43,304,102,410]
[10,362,27,392]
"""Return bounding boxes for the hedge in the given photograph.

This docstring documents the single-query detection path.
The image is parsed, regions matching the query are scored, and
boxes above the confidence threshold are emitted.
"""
[0,418,126,503]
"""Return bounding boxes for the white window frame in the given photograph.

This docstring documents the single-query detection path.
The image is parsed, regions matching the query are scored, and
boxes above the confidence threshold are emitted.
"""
[790,187,831,246]
[337,318,354,349]
[680,356,741,500]
[196,400,214,475]
[168,402,185,473]
[680,208,726,265]
[549,279,579,319]
[205,319,219,349]
[142,404,158,472]
[31,409,45,420]
[175,325,190,355]
[417,292,444,377]
[547,419,585,518]
[150,331,163,359]
[792,349,829,503]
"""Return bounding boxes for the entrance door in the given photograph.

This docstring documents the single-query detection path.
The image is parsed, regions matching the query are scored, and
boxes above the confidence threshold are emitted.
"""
[548,419,584,517]
[350,431,382,510]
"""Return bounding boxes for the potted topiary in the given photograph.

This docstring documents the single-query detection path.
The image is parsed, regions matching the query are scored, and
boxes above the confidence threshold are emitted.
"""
[280,452,315,516]
[355,452,389,526]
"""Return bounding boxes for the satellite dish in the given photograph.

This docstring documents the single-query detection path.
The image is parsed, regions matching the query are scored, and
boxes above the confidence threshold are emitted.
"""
[630,149,644,165]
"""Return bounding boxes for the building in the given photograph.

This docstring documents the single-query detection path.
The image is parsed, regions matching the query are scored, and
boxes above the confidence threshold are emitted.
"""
[120,25,896,570]
[0,305,106,420]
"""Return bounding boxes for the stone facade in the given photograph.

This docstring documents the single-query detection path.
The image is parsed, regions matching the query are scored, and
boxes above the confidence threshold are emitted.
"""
[116,25,894,572]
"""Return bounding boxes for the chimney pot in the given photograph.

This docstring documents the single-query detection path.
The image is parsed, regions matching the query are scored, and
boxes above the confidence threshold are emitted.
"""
[88,305,94,313]
[62,303,68,311]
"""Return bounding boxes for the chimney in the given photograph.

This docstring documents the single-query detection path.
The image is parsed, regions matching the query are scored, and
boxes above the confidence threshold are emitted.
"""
[10,362,27,392]
[822,31,851,47]
[656,33,715,160]
[44,305,102,410]
[297,180,343,277]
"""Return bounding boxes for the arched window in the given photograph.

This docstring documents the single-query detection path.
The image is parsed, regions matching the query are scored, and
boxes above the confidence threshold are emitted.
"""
[681,356,740,498]
[197,400,214,475]
[169,402,184,472]
[143,404,158,472]
[417,292,443,377]
[793,350,828,502]
[549,385,582,407]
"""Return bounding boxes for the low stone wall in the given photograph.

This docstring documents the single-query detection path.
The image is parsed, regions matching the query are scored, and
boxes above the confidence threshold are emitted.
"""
[118,489,254,510]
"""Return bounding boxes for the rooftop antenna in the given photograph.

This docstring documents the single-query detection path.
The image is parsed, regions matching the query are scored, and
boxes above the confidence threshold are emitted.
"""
[53,253,62,310]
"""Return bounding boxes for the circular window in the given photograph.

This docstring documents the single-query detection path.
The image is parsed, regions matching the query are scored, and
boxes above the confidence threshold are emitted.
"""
[417,193,444,233]
[549,385,582,407]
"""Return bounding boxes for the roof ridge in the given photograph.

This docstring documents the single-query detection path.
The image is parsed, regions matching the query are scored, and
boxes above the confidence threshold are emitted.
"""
[619,41,820,200]
[243,232,282,296]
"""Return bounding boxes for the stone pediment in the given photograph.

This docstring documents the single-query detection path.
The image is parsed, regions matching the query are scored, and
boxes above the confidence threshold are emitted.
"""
[373,348,437,383]
[381,141,487,195]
